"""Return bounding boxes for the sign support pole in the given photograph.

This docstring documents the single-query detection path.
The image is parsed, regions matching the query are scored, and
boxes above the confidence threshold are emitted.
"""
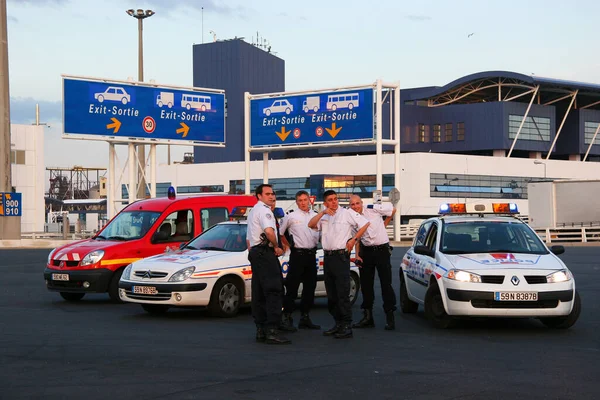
[244,92,251,195]
[150,144,156,198]
[108,143,116,218]
[376,79,383,192]
[128,143,136,204]
[263,153,269,184]
[394,83,401,242]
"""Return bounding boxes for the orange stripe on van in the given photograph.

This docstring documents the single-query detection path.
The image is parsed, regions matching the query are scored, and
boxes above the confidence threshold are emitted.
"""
[100,258,141,266]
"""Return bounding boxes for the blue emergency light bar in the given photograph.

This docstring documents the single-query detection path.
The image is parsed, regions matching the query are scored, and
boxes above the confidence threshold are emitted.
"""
[439,202,519,215]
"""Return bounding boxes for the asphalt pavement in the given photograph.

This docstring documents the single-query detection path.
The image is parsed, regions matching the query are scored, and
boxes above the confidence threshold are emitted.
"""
[1,247,599,400]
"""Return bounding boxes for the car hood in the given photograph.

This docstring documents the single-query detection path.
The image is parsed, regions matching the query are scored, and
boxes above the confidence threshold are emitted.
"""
[442,252,565,271]
[52,239,126,261]
[132,249,249,272]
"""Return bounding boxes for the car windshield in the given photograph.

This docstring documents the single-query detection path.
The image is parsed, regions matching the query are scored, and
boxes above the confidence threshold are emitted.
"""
[96,211,162,241]
[441,220,548,255]
[186,223,248,252]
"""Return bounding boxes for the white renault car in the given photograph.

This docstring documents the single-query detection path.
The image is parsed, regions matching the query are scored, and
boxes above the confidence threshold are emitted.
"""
[400,203,581,329]
[119,219,360,317]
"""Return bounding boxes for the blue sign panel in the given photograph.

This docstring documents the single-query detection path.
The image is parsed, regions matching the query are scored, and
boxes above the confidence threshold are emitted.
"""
[0,192,22,217]
[63,77,225,143]
[250,88,373,147]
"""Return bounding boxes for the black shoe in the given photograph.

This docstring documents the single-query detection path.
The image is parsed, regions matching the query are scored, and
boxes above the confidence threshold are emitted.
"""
[265,328,291,344]
[279,313,298,332]
[334,324,353,339]
[323,323,340,336]
[384,310,395,331]
[256,327,266,342]
[352,309,375,328]
[298,313,321,330]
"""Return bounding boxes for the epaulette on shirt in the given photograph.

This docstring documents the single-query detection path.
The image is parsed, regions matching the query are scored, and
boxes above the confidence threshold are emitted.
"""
[287,210,294,214]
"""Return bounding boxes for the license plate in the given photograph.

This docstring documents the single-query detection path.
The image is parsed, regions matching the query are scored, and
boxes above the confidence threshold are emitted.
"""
[133,286,158,295]
[494,292,538,301]
[52,273,69,281]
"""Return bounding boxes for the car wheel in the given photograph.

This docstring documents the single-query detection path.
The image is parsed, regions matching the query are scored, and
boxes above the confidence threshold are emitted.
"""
[399,273,419,313]
[349,271,361,306]
[186,104,191,110]
[304,107,308,113]
[424,281,455,328]
[60,292,85,302]
[313,106,319,112]
[97,95,104,103]
[108,268,124,303]
[208,276,242,317]
[142,304,170,315]
[201,105,206,111]
[285,108,291,114]
[121,97,128,105]
[168,102,173,108]
[158,101,163,108]
[540,291,581,329]
[265,109,271,116]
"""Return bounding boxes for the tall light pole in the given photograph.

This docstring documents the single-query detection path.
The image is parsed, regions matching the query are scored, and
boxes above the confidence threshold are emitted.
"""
[126,8,154,200]
[533,160,547,179]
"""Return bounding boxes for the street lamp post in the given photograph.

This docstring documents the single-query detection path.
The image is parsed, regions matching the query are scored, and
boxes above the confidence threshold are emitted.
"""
[126,8,154,200]
[533,160,547,179]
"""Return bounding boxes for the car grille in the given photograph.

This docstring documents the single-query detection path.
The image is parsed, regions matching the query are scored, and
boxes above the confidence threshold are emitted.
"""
[471,299,559,309]
[134,271,169,279]
[524,275,547,284]
[481,275,504,284]
[52,260,79,267]
[123,290,171,301]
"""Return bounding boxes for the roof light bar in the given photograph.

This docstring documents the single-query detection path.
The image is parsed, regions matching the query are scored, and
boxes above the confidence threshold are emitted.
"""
[439,203,519,215]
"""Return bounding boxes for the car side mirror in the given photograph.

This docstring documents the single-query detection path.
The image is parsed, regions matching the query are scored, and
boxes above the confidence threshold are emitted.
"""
[550,245,565,255]
[152,230,169,244]
[414,245,435,258]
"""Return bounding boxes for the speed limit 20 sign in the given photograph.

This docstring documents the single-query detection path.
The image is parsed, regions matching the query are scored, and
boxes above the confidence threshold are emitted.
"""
[143,116,156,134]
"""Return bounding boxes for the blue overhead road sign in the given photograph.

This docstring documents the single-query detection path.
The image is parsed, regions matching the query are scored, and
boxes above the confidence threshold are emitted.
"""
[63,77,225,144]
[250,88,374,147]
[0,193,22,217]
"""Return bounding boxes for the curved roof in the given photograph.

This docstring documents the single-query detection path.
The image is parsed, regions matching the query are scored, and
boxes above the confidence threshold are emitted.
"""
[407,71,600,107]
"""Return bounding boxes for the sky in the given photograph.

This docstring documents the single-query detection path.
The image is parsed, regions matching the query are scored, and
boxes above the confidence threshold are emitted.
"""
[7,0,600,171]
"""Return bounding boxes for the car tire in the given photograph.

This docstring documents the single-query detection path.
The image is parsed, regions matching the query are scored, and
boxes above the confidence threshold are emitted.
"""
[424,281,455,328]
[348,103,354,110]
[60,292,85,302]
[399,273,419,314]
[540,290,581,329]
[349,271,361,306]
[108,268,124,303]
[265,109,271,116]
[97,95,104,103]
[121,97,128,105]
[208,276,242,318]
[141,304,170,315]
[285,108,291,114]
[332,104,337,111]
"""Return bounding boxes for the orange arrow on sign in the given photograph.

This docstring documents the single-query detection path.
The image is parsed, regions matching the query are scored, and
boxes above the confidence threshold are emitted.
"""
[325,122,342,138]
[4,193,11,200]
[106,117,121,133]
[176,122,189,138]
[276,126,291,141]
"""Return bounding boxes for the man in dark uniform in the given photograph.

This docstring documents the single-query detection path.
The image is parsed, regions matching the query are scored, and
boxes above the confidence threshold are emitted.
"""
[246,184,290,345]
[279,190,321,331]
[308,190,370,339]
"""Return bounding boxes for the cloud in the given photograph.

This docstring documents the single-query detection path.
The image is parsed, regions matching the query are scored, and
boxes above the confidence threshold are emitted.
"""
[136,0,243,16]
[405,14,432,22]
[10,97,62,124]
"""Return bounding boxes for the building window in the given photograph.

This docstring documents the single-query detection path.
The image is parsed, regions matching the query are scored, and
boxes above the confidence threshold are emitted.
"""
[430,173,551,200]
[321,174,395,201]
[508,115,550,141]
[445,123,452,142]
[177,185,225,194]
[10,150,25,165]
[229,177,309,200]
[121,182,172,199]
[457,122,465,141]
[433,124,441,143]
[584,122,600,145]
[418,124,428,143]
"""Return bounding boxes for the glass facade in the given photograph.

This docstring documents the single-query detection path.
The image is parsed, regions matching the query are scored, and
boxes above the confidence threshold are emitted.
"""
[584,121,600,145]
[430,173,550,199]
[177,185,225,194]
[418,123,428,143]
[122,182,172,200]
[445,123,452,142]
[457,122,465,141]
[229,177,309,200]
[508,115,551,141]
[433,124,441,143]
[320,174,395,201]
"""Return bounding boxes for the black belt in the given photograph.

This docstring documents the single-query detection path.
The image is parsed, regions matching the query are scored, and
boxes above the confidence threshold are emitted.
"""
[292,247,317,254]
[361,243,390,251]
[324,249,348,256]
[251,244,272,251]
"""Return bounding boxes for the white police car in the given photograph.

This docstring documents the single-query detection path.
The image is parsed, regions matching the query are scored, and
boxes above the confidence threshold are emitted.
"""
[119,216,360,317]
[400,202,581,329]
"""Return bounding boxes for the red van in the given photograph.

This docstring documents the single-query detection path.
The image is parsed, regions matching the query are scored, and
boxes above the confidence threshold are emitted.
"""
[43,194,257,302]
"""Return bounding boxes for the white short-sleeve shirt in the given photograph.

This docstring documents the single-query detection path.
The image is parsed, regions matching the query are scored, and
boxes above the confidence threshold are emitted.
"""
[316,207,369,250]
[359,203,394,246]
[279,209,320,249]
[246,201,277,247]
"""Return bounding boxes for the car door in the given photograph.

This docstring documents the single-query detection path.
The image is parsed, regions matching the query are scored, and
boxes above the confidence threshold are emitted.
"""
[419,222,439,300]
[404,221,432,300]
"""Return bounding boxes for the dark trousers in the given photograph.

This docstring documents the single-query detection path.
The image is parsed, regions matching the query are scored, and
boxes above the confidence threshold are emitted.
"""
[249,246,283,330]
[359,245,397,312]
[283,249,317,314]
[323,252,352,324]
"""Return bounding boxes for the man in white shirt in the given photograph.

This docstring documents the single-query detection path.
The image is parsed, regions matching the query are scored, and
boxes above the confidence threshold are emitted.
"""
[279,190,321,331]
[350,195,397,330]
[308,190,370,339]
[246,184,290,345]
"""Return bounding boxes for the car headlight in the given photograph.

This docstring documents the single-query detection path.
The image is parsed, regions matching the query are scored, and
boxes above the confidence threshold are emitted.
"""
[47,248,56,263]
[80,250,105,266]
[547,270,571,283]
[121,264,133,280]
[168,266,195,282]
[446,269,482,283]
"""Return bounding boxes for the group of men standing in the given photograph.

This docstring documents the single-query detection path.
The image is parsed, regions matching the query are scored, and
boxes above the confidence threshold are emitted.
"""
[246,184,397,345]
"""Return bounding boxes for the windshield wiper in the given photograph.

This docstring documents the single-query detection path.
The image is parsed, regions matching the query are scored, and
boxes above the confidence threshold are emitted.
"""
[94,235,107,240]
[442,250,471,255]
[182,245,197,250]
[107,236,129,241]
[198,246,226,251]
